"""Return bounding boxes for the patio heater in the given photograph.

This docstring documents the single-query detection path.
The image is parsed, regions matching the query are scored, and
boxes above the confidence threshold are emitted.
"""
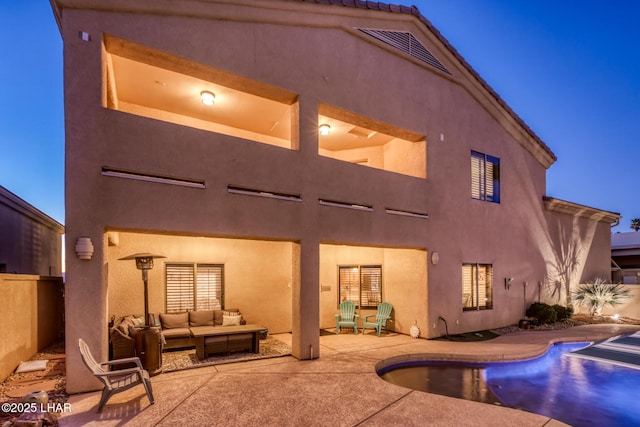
[119,252,166,376]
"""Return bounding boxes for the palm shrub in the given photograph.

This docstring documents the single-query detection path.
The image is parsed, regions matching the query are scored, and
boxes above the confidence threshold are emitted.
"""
[573,278,631,317]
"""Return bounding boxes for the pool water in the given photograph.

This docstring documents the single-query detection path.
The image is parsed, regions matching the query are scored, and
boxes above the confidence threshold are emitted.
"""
[379,342,640,426]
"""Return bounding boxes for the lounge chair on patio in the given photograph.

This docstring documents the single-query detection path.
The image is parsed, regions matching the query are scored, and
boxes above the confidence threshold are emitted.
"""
[362,302,392,336]
[78,338,155,412]
[335,301,359,335]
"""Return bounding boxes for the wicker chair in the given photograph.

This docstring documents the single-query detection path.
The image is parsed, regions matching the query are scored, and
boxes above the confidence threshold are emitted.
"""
[78,338,155,412]
[109,327,137,360]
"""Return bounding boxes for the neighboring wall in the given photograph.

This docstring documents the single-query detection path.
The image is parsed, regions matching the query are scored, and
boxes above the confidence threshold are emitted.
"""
[0,186,64,276]
[0,274,64,381]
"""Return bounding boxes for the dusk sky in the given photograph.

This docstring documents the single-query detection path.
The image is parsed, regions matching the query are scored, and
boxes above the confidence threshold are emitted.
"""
[1,1,638,230]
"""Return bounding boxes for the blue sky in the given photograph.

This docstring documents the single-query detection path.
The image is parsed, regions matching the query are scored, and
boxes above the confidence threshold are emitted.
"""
[1,1,638,230]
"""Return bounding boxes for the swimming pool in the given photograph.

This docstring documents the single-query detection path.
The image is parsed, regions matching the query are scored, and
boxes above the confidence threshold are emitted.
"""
[379,342,640,426]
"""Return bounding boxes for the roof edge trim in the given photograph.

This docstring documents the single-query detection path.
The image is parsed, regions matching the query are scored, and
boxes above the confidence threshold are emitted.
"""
[543,196,621,224]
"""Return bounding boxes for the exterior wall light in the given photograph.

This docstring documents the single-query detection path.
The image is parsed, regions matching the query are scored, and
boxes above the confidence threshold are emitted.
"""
[200,91,215,106]
[505,277,514,290]
[319,124,331,136]
[430,251,439,265]
[75,237,94,260]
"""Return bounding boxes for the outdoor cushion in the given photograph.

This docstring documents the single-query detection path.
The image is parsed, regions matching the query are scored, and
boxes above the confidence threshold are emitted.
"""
[161,327,191,339]
[116,315,144,336]
[213,310,224,326]
[160,312,189,329]
[189,310,214,327]
[223,314,242,326]
[214,308,239,325]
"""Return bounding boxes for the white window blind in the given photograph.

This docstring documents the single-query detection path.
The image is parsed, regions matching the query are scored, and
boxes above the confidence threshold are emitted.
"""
[471,151,500,203]
[166,263,223,312]
[462,264,493,311]
[196,264,223,311]
[166,264,195,312]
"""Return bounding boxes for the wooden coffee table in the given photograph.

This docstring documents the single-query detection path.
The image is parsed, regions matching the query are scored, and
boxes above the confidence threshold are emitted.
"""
[191,325,264,360]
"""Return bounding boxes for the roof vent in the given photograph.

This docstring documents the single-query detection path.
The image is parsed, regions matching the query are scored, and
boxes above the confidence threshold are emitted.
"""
[358,29,451,75]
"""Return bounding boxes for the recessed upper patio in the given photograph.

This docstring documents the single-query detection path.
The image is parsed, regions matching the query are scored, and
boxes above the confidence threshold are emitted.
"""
[318,103,426,179]
[103,35,298,149]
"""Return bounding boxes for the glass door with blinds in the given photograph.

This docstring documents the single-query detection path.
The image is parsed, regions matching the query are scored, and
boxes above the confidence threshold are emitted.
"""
[338,265,382,309]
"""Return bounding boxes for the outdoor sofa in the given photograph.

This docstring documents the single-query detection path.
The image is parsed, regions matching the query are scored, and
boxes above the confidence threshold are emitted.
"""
[109,309,249,359]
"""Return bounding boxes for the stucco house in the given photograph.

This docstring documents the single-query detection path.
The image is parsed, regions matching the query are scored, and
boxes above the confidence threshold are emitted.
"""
[51,0,620,392]
[0,185,64,276]
[612,232,640,284]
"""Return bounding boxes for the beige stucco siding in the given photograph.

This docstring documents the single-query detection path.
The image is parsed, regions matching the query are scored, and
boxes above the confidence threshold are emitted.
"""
[55,1,616,393]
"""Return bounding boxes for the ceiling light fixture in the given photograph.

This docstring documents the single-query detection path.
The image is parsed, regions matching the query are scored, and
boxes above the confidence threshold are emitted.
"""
[319,124,331,136]
[200,90,215,106]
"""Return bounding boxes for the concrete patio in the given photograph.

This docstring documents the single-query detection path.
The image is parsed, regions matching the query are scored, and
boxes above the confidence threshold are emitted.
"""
[61,324,640,426]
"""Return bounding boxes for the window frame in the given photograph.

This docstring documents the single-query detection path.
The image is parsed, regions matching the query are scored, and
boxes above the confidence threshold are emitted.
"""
[165,263,224,312]
[462,263,493,311]
[338,265,383,309]
[471,150,500,203]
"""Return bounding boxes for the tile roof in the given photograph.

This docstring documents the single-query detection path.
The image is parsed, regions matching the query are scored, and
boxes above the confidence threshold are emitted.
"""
[300,0,557,162]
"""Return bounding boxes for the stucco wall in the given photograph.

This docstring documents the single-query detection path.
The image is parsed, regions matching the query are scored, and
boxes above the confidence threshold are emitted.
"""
[0,274,64,381]
[596,285,640,319]
[539,212,613,306]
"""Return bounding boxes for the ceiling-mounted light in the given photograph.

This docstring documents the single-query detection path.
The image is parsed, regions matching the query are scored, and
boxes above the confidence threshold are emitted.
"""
[200,91,215,106]
[319,124,331,136]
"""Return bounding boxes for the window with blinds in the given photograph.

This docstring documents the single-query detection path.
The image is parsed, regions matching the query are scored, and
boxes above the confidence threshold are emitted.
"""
[471,151,500,203]
[166,263,223,312]
[338,265,382,309]
[462,264,493,311]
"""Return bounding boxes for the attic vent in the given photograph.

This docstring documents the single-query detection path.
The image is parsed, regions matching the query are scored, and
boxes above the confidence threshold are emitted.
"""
[358,29,451,75]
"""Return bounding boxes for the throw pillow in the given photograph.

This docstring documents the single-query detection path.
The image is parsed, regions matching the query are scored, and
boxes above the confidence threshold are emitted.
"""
[222,314,242,326]
[132,316,146,327]
[117,316,134,335]
[223,309,240,316]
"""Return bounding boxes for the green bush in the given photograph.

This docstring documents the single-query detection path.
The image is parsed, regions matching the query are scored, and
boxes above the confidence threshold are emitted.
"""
[526,302,558,324]
[552,304,573,320]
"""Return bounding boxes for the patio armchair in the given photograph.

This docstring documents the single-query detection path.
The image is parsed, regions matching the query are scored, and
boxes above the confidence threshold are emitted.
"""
[78,338,155,412]
[335,301,359,334]
[362,302,393,336]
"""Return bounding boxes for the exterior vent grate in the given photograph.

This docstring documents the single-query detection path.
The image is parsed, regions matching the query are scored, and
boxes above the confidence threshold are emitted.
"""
[358,29,451,75]
[102,167,205,188]
[228,185,302,202]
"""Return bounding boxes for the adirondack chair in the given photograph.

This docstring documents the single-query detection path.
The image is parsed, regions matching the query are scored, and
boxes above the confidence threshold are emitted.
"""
[78,338,155,412]
[362,302,393,336]
[335,301,359,334]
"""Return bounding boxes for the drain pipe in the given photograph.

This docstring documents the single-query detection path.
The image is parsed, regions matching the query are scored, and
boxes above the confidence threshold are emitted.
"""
[438,316,449,339]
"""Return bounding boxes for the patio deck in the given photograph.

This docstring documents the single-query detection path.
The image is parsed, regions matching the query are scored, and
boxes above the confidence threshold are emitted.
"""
[61,323,640,426]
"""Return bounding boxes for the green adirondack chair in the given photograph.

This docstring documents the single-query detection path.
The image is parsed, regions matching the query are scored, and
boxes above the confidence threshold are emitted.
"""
[362,302,392,336]
[335,301,359,334]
